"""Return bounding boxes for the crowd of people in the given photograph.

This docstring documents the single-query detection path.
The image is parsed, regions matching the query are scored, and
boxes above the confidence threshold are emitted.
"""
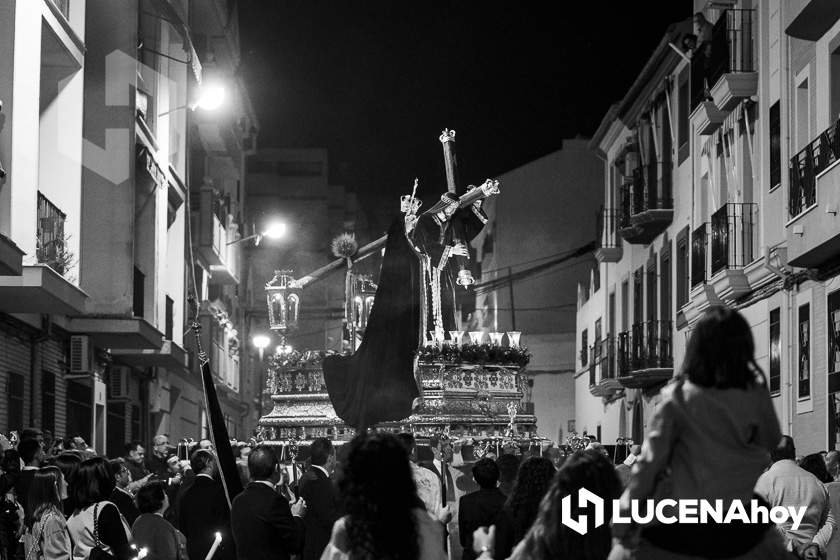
[3,306,840,559]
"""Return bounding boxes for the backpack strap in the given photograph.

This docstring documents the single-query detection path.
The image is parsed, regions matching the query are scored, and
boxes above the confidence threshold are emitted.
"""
[93,503,102,548]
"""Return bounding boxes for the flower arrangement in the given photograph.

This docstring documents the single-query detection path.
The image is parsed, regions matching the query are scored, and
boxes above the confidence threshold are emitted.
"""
[268,350,326,370]
[417,343,531,367]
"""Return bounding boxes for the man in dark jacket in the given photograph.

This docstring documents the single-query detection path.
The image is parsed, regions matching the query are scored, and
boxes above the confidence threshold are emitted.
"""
[231,446,306,560]
[458,458,506,560]
[298,438,339,560]
[178,450,236,560]
[108,458,140,526]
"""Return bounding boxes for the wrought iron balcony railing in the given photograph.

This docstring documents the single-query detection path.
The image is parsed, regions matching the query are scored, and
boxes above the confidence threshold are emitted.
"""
[710,203,757,275]
[691,223,708,287]
[790,116,840,218]
[596,207,621,250]
[617,321,674,376]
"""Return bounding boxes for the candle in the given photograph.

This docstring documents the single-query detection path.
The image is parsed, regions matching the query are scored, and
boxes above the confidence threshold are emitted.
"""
[489,332,504,346]
[204,532,222,560]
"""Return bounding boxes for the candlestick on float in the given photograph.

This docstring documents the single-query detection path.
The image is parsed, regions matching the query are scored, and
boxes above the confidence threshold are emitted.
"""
[204,532,222,560]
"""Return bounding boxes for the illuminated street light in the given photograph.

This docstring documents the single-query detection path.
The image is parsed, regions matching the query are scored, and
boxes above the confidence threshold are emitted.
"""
[194,83,226,111]
[228,221,288,246]
[252,334,271,360]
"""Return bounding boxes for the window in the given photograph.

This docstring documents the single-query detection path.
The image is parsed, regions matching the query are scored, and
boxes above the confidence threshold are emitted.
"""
[676,228,689,309]
[133,267,145,318]
[594,318,602,361]
[830,44,840,121]
[769,308,781,394]
[609,292,616,337]
[769,101,781,190]
[41,371,55,434]
[799,304,811,399]
[795,75,810,152]
[829,290,840,375]
[646,260,658,322]
[660,244,672,322]
[581,329,589,367]
[621,280,629,331]
[36,193,68,274]
[678,70,689,163]
[165,296,174,340]
[7,374,23,431]
[633,268,644,326]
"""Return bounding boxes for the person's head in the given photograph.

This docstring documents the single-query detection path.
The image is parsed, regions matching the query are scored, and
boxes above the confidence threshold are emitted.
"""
[53,452,82,488]
[166,455,181,475]
[338,433,419,560]
[309,438,336,473]
[248,445,280,483]
[109,458,131,490]
[472,458,500,490]
[682,33,698,51]
[19,439,44,467]
[496,453,521,486]
[72,457,116,510]
[71,436,86,451]
[136,481,169,515]
[429,434,453,463]
[396,433,417,462]
[20,428,44,448]
[198,439,213,450]
[506,457,557,541]
[190,449,217,477]
[25,466,65,528]
[800,453,833,484]
[772,435,796,463]
[826,451,840,481]
[124,441,145,465]
[546,447,566,470]
[682,306,762,389]
[152,434,170,457]
[520,450,622,560]
[694,12,709,28]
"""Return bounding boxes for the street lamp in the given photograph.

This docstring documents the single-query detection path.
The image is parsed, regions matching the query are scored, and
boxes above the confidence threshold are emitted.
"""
[158,82,227,116]
[252,334,271,360]
[228,221,287,246]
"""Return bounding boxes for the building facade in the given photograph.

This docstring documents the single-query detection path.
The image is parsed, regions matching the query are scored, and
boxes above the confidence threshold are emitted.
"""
[576,0,840,455]
[470,139,603,443]
[0,0,257,454]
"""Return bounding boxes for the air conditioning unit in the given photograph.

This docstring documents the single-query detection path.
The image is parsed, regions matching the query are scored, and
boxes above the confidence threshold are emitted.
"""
[109,367,131,400]
[69,336,93,374]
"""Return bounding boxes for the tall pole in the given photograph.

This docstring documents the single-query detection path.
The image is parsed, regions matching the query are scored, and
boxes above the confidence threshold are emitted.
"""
[508,267,516,331]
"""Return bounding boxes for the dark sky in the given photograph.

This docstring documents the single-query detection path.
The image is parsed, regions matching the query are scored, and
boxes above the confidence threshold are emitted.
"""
[238,1,690,232]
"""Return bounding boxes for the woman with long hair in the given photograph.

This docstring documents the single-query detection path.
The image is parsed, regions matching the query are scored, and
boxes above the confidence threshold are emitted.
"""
[800,454,833,484]
[612,306,789,558]
[491,457,554,560]
[322,432,445,560]
[51,453,82,517]
[23,467,72,560]
[474,449,622,560]
[66,457,132,560]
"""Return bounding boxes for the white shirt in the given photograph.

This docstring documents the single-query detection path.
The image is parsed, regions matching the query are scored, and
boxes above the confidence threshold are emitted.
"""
[312,464,330,478]
[253,479,276,490]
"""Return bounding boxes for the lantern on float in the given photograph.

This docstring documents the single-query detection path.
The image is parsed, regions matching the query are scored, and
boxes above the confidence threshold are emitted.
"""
[265,270,300,343]
[352,275,378,332]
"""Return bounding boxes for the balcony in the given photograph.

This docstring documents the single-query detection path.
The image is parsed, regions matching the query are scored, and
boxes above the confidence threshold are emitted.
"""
[618,163,673,245]
[196,187,240,284]
[786,0,840,41]
[692,10,757,113]
[787,116,840,268]
[709,203,757,303]
[588,337,623,399]
[617,321,674,389]
[595,207,622,263]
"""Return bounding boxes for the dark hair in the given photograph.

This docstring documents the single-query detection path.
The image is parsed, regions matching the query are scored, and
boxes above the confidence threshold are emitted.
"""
[124,441,143,455]
[681,306,764,389]
[20,428,43,442]
[136,481,167,514]
[472,458,500,489]
[25,467,63,529]
[310,438,334,467]
[800,453,832,484]
[19,439,42,465]
[496,454,521,483]
[71,457,115,510]
[504,457,556,545]
[520,450,622,560]
[108,458,127,482]
[53,452,82,487]
[428,434,443,449]
[248,446,278,480]
[190,449,215,474]
[338,433,419,560]
[396,433,415,453]
[772,435,795,462]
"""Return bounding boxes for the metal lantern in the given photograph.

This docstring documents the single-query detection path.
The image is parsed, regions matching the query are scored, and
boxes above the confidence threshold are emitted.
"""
[352,275,378,331]
[266,270,301,334]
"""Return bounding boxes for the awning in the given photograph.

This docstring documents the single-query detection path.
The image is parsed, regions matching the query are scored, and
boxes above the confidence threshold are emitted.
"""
[0,234,24,277]
[148,0,203,82]
[786,0,840,41]
[0,265,88,315]
[66,316,163,350]
[112,339,189,371]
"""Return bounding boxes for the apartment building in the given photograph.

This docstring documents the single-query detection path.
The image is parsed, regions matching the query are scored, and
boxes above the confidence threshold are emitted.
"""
[576,0,840,454]
[0,0,257,453]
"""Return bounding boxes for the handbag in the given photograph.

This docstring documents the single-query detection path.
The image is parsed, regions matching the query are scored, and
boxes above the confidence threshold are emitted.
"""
[24,514,48,560]
[88,504,114,560]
